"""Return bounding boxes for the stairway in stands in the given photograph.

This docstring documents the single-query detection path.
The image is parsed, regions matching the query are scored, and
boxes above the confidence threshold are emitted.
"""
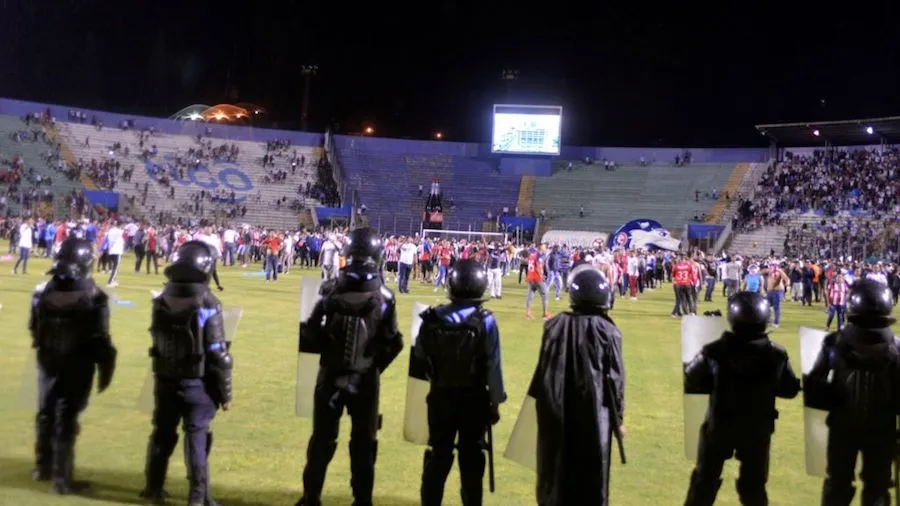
[704,163,750,224]
[516,176,536,216]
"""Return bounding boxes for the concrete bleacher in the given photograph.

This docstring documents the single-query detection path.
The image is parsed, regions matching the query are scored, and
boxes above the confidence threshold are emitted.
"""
[0,115,83,216]
[56,121,322,228]
[338,149,521,235]
[532,162,739,232]
[728,225,788,257]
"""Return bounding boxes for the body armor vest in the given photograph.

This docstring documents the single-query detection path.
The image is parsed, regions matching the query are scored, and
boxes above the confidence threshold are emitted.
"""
[36,289,96,374]
[150,295,206,379]
[709,341,781,427]
[320,291,384,373]
[830,337,899,430]
[419,308,487,388]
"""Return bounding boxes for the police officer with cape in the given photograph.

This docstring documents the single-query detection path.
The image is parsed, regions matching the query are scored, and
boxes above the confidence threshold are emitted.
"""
[804,279,900,506]
[412,259,507,505]
[529,264,625,506]
[30,237,117,495]
[296,228,404,506]
[682,291,800,506]
[140,241,234,506]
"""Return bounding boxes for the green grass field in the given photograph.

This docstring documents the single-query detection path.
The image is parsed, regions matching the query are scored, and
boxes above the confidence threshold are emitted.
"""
[1,249,897,506]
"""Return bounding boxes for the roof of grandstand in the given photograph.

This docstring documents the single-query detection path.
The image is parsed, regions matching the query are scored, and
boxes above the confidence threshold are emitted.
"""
[755,116,900,146]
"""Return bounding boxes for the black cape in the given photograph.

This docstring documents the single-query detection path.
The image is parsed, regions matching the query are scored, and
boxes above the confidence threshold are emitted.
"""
[532,311,625,506]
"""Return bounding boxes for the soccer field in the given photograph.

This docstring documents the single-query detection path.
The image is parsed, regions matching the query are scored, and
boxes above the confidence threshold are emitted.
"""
[0,251,895,506]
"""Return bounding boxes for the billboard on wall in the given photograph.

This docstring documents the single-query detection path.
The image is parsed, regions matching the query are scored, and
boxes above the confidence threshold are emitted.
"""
[608,219,681,251]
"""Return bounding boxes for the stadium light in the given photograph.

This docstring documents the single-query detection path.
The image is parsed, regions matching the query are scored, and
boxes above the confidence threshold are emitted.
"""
[866,126,874,135]
[813,129,820,136]
[364,126,375,135]
[187,112,202,121]
[435,131,443,140]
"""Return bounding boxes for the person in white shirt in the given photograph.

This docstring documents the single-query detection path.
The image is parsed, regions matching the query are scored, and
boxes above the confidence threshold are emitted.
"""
[13,219,34,275]
[866,264,888,286]
[281,233,294,274]
[105,221,125,286]
[222,227,237,266]
[398,238,417,294]
[201,228,224,291]
[319,236,338,281]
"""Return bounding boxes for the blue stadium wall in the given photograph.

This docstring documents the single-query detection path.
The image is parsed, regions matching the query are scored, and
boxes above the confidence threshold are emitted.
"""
[0,98,769,177]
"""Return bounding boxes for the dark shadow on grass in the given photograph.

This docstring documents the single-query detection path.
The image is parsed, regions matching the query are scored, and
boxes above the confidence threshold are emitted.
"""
[0,456,420,505]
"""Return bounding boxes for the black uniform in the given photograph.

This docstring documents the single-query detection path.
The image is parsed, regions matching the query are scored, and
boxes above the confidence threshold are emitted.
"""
[142,241,234,506]
[30,238,117,495]
[805,279,900,506]
[297,228,404,506]
[533,265,625,506]
[413,259,507,506]
[684,291,801,506]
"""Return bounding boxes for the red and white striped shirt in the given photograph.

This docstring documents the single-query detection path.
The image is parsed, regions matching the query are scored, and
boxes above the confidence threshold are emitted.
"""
[828,280,848,306]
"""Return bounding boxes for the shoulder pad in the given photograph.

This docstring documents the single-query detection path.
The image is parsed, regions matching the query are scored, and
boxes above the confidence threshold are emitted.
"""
[319,279,337,295]
[33,282,48,295]
[379,285,395,301]
[92,286,109,304]
[769,340,789,356]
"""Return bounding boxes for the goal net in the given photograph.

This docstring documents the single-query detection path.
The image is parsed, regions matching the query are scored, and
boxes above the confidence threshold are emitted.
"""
[422,228,508,244]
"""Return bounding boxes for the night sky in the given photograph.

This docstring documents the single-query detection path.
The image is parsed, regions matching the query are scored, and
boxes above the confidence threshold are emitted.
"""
[1,0,898,146]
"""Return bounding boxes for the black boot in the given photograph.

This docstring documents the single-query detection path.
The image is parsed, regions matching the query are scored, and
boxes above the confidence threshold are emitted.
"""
[138,488,171,505]
[50,441,91,495]
[34,416,53,481]
[299,438,337,506]
[683,472,721,506]
[421,449,455,506]
[204,433,219,506]
[349,439,377,506]
[458,446,485,506]
[142,436,175,504]
[185,438,209,506]
[821,479,855,506]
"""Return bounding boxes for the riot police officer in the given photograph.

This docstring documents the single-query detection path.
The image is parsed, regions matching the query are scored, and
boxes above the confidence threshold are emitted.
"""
[414,259,506,506]
[30,237,117,495]
[683,291,801,506]
[531,264,625,506]
[806,279,900,506]
[140,240,234,506]
[296,227,404,506]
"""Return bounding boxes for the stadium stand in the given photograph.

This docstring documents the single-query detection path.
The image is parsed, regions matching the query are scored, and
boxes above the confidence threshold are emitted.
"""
[532,162,740,232]
[56,121,322,228]
[337,149,521,234]
[727,148,900,258]
[0,114,83,217]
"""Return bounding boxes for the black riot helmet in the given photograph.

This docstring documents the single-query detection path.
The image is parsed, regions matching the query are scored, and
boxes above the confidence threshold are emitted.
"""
[568,264,611,311]
[342,228,383,274]
[448,259,488,303]
[47,237,94,280]
[164,240,214,283]
[727,291,771,333]
[847,278,896,327]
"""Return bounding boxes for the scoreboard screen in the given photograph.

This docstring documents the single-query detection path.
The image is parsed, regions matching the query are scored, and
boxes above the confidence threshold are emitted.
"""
[491,104,562,155]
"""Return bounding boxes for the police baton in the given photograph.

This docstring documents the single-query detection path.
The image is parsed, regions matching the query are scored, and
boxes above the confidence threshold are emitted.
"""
[485,424,496,493]
[605,374,627,465]
[894,433,899,503]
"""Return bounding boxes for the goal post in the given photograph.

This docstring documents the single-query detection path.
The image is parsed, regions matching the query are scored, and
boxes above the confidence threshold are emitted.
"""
[421,228,508,244]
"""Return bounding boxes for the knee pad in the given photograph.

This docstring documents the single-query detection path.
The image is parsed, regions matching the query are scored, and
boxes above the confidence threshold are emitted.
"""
[423,448,454,472]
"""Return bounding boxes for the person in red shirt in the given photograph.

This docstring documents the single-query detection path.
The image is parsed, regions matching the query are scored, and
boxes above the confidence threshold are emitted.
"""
[671,254,698,317]
[264,232,283,282]
[526,247,551,320]
[145,226,160,274]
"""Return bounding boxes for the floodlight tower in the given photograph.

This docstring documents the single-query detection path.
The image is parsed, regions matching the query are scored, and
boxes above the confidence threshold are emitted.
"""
[501,69,519,100]
[301,64,318,131]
